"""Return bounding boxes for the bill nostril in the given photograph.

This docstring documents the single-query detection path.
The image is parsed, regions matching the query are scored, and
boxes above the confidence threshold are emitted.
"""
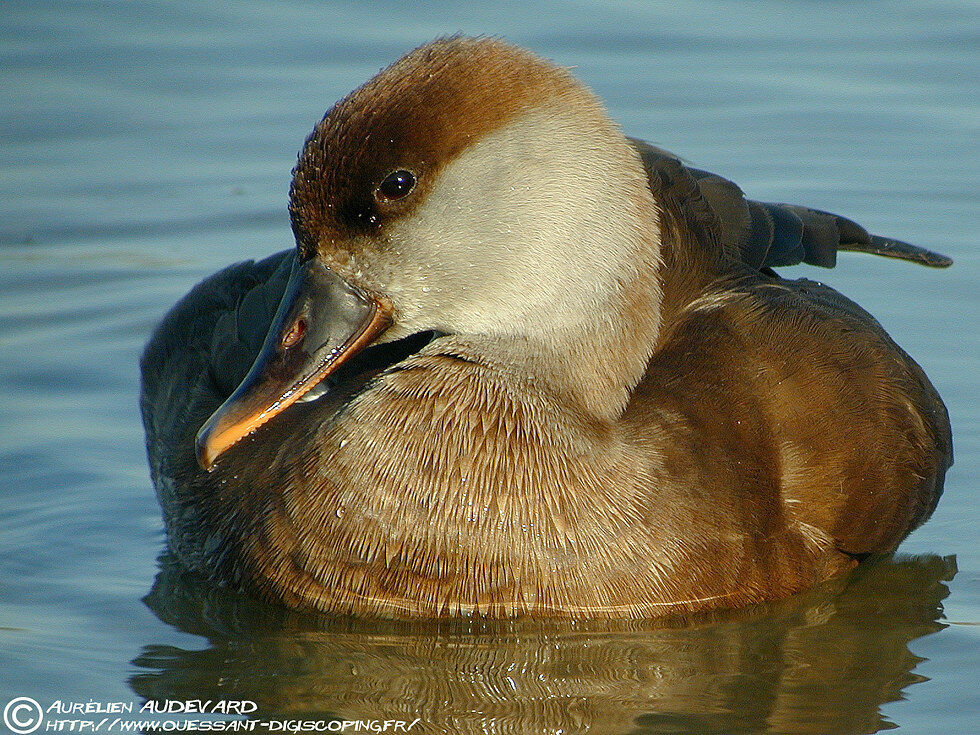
[281,317,306,349]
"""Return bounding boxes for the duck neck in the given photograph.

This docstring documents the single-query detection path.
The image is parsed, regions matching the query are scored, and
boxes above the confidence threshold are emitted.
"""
[517,285,662,422]
[520,227,664,422]
[444,259,662,424]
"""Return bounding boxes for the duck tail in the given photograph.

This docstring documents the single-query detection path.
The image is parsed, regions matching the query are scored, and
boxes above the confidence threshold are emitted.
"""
[628,139,953,273]
[746,201,953,269]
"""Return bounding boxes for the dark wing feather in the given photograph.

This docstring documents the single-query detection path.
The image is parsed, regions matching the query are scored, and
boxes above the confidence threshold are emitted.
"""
[630,139,952,271]
[140,249,294,481]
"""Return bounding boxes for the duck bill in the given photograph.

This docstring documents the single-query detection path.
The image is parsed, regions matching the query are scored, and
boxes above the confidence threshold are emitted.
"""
[195,259,391,471]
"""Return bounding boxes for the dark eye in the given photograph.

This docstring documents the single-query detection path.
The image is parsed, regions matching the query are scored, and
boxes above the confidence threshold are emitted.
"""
[378,170,416,201]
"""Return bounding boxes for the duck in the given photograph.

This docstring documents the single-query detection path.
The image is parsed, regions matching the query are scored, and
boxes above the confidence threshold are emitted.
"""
[140,36,952,618]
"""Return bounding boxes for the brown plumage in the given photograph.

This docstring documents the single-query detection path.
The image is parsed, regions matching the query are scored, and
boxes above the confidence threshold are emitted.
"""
[141,37,951,618]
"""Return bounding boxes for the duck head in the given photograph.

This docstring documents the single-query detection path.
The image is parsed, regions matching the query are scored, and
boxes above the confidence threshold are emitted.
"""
[196,37,664,471]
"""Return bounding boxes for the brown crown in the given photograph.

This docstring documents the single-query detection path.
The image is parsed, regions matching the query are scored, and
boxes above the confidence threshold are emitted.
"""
[288,36,586,256]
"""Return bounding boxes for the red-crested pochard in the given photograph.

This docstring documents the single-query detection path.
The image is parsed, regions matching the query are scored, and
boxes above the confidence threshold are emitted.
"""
[141,37,952,618]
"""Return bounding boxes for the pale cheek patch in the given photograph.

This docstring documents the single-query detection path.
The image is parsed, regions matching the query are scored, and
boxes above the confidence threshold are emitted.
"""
[381,102,661,344]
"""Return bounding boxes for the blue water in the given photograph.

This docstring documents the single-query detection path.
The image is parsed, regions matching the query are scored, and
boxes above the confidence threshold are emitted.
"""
[1,2,977,733]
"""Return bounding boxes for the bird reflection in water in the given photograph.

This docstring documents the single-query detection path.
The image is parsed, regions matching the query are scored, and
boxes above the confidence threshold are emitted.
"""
[131,553,954,734]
